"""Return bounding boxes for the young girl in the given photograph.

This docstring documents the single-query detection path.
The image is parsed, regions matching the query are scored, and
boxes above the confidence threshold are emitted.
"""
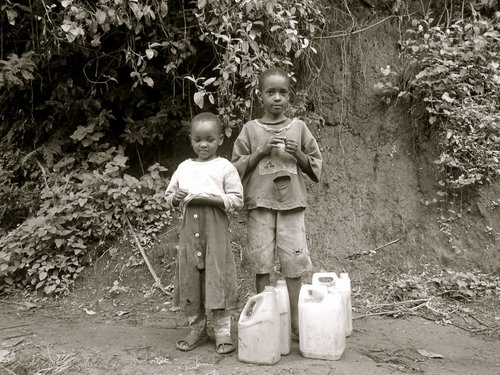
[231,67,322,338]
[165,112,243,354]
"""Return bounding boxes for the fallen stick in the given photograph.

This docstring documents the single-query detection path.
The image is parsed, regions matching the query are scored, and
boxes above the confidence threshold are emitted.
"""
[367,298,429,308]
[353,310,406,319]
[0,364,16,375]
[347,238,401,260]
[0,324,30,331]
[3,332,33,340]
[125,216,172,297]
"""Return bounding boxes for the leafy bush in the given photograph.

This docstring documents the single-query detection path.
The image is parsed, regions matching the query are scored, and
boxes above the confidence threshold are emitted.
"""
[376,10,500,189]
[0,116,171,295]
[0,0,324,294]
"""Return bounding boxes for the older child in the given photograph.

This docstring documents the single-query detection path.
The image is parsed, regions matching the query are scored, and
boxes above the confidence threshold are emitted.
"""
[232,67,322,338]
[166,112,243,354]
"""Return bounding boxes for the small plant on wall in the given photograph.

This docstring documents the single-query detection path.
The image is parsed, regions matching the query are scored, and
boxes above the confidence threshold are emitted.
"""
[375,6,500,191]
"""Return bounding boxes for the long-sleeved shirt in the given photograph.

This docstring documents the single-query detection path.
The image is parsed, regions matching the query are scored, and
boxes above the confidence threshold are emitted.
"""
[232,118,322,210]
[165,157,244,212]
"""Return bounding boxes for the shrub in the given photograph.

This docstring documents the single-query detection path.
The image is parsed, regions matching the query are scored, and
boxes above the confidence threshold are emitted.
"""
[376,10,500,189]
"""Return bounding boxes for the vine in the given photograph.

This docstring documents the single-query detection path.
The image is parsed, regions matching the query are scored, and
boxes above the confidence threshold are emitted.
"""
[376,6,500,190]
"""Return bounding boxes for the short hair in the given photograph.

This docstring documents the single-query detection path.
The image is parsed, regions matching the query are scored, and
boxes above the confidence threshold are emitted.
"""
[258,67,290,91]
[191,112,222,135]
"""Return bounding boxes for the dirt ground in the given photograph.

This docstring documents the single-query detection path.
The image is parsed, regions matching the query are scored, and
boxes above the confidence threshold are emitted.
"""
[1,221,499,375]
[1,285,499,375]
[2,8,500,375]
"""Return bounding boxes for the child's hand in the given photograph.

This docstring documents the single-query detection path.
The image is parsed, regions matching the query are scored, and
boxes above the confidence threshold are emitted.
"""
[172,189,189,206]
[284,138,300,156]
[260,135,286,155]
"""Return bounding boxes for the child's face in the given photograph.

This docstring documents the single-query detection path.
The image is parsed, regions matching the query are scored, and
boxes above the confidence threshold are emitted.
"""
[259,74,290,118]
[189,120,223,161]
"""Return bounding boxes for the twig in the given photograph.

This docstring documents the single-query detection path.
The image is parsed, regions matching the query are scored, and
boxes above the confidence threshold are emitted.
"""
[0,323,30,331]
[466,312,491,328]
[3,332,33,340]
[125,216,171,296]
[347,238,401,259]
[314,15,399,39]
[353,310,405,319]
[367,298,429,308]
[0,300,30,306]
[0,364,16,375]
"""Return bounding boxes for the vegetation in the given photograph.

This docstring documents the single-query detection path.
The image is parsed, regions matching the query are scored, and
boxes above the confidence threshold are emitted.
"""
[0,0,324,294]
[1,0,498,295]
[376,5,500,190]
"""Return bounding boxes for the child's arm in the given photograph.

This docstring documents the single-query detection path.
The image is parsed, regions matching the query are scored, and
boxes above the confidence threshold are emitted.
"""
[188,196,225,208]
[285,124,322,182]
[284,139,314,175]
[221,164,244,211]
[232,130,285,177]
[165,170,188,208]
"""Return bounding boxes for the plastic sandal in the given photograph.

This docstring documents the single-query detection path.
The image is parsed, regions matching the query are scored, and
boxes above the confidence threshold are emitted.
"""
[215,336,236,354]
[176,331,209,351]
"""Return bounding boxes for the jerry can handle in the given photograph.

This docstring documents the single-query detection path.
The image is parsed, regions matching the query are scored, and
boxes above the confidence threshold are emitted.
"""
[240,294,262,320]
[312,272,339,285]
[299,284,328,302]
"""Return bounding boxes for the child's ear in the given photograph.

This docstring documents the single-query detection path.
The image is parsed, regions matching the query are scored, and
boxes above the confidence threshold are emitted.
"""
[218,133,224,145]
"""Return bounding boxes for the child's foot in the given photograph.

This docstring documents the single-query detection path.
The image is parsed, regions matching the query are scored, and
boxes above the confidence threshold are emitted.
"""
[215,336,236,354]
[176,331,209,351]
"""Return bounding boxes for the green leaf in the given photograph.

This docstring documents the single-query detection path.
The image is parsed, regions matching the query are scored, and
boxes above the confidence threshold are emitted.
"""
[194,91,205,109]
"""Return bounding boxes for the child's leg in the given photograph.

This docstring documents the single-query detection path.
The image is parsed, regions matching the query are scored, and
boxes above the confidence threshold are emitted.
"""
[285,276,301,335]
[276,208,312,338]
[176,310,208,351]
[213,309,235,354]
[256,273,271,293]
[246,208,276,294]
[176,270,208,351]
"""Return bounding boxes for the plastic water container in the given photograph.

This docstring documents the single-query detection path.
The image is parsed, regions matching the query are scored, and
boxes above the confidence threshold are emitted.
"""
[312,272,353,337]
[299,284,346,360]
[275,280,291,355]
[312,272,339,291]
[238,286,281,365]
[338,273,353,337]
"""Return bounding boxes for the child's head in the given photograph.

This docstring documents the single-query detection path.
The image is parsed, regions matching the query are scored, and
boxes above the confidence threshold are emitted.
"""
[258,67,291,119]
[258,67,290,91]
[189,112,224,161]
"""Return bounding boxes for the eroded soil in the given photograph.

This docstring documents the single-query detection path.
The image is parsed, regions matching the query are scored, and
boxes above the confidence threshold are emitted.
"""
[1,284,499,375]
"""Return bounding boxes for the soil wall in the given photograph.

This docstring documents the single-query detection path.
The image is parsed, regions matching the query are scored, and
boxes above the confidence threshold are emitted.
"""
[305,18,500,273]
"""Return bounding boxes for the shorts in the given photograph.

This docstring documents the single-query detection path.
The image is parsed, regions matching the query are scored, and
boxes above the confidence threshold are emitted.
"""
[244,207,312,278]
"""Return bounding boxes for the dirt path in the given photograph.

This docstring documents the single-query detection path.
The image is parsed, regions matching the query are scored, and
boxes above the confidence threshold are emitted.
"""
[1,296,499,375]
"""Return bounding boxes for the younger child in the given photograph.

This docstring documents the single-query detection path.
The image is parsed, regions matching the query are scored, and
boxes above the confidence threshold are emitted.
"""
[232,67,322,338]
[165,112,243,354]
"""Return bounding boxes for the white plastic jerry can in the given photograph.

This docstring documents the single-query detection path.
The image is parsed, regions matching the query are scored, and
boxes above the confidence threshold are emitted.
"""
[312,272,353,337]
[338,272,353,337]
[299,284,346,361]
[312,272,339,292]
[238,286,281,365]
[275,280,291,355]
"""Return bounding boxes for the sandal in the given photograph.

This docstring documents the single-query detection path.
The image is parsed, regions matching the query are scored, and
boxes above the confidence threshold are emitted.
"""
[176,331,209,352]
[215,336,236,354]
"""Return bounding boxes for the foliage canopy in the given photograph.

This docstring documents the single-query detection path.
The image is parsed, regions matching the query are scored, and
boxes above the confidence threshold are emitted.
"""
[0,0,324,293]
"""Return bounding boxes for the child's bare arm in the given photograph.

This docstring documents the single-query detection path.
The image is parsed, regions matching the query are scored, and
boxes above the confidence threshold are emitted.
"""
[284,139,315,176]
[233,134,284,176]
[188,196,224,208]
[171,189,189,207]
